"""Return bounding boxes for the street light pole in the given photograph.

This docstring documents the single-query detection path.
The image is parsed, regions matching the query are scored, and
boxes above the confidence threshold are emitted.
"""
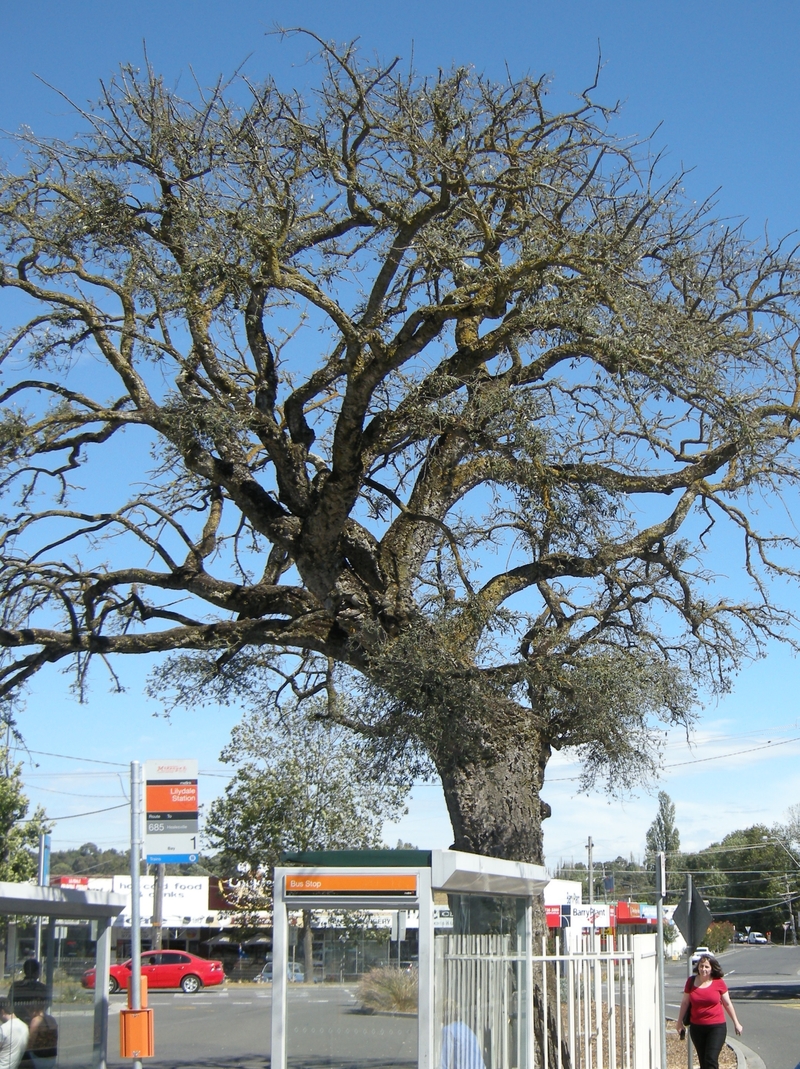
[783,875,797,946]
[762,834,799,947]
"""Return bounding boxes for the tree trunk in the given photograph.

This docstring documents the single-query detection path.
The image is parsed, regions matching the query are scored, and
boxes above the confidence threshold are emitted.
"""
[437,733,552,863]
[302,909,313,982]
[438,731,568,1069]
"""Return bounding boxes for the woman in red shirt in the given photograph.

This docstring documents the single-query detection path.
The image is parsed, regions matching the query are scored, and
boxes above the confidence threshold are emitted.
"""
[675,954,743,1069]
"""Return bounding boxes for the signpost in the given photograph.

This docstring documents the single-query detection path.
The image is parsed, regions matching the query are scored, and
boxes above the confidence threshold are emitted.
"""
[672,875,713,1069]
[143,760,199,864]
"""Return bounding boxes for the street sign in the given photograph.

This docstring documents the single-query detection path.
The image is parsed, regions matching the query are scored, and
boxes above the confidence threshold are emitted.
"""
[144,759,199,864]
[655,853,666,898]
[673,883,713,948]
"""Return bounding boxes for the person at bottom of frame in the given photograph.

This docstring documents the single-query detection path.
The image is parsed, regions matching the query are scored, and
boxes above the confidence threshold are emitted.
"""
[675,953,743,1069]
[22,1001,57,1069]
[6,963,47,1027]
[440,1001,487,1069]
[0,999,29,1069]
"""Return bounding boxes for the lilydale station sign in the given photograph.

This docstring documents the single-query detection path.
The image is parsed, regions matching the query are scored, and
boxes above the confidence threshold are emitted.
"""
[144,759,199,864]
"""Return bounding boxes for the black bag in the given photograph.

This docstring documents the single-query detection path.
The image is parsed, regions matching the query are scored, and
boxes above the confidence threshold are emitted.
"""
[683,1006,691,1026]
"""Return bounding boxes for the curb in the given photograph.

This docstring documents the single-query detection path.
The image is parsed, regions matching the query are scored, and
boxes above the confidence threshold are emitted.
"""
[727,1037,766,1069]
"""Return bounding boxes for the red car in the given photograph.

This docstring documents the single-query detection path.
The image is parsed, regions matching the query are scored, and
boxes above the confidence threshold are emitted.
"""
[83,950,225,994]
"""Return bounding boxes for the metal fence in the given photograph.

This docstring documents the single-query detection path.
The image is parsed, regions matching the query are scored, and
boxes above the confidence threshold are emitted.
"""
[435,930,659,1069]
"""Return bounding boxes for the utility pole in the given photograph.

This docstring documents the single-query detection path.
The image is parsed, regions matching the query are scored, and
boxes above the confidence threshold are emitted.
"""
[763,834,799,947]
[784,875,797,946]
[587,836,594,905]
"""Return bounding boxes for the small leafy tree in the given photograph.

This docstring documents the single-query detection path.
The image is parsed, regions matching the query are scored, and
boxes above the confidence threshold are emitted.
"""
[0,748,48,881]
[705,921,734,956]
[205,701,408,976]
[0,746,49,972]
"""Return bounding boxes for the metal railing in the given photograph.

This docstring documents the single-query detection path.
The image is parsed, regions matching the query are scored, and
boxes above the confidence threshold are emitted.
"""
[434,930,658,1069]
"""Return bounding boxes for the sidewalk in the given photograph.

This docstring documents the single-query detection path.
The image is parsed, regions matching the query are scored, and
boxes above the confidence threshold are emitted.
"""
[728,1037,767,1069]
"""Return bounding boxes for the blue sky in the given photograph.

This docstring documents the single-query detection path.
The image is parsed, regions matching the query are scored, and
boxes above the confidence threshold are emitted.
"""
[1,0,799,870]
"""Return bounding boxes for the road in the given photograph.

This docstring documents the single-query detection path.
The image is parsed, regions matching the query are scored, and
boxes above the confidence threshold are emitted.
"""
[105,984,416,1069]
[98,946,800,1069]
[665,944,800,1069]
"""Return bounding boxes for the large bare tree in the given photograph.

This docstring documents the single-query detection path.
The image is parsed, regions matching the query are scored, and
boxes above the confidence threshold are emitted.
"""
[2,37,800,864]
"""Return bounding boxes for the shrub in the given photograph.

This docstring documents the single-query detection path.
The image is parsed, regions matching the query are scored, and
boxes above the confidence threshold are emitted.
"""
[357,966,418,1013]
[706,921,735,955]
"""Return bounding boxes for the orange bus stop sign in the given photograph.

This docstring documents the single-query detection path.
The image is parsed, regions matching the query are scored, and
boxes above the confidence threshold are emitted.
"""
[284,873,417,895]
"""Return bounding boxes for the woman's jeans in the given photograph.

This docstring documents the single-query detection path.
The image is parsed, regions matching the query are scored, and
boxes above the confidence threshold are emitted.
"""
[689,1023,727,1069]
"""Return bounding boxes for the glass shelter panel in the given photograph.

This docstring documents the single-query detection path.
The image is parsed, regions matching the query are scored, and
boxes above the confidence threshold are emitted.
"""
[434,896,530,1069]
[286,910,418,1069]
[4,914,96,1068]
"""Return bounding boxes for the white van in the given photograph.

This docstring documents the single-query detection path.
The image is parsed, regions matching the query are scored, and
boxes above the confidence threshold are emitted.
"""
[747,931,768,944]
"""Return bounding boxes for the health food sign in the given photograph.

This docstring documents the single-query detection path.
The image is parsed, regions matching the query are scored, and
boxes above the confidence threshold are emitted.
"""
[144,759,199,864]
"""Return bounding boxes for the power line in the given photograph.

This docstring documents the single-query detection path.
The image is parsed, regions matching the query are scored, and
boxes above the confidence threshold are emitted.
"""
[25,749,128,767]
[665,735,800,768]
[547,731,800,782]
[21,747,231,778]
[46,803,129,822]
[26,785,126,799]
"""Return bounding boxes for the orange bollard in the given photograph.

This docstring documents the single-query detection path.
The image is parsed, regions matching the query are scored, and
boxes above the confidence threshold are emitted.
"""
[120,977,154,1058]
[127,976,148,1008]
[119,1008,154,1059]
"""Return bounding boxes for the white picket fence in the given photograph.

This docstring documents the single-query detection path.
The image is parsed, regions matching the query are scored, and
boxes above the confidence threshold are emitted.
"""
[435,930,659,1069]
[534,933,659,1069]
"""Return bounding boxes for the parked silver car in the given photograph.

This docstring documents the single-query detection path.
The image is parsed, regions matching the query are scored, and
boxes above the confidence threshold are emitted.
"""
[255,961,305,983]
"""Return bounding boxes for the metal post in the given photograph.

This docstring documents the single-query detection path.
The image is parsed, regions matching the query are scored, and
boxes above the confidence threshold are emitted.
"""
[92,917,112,1069]
[587,837,594,906]
[417,866,433,1069]
[587,836,594,950]
[44,917,55,1011]
[130,761,143,1069]
[271,872,288,1069]
[783,875,797,946]
[34,833,51,960]
[655,852,667,1069]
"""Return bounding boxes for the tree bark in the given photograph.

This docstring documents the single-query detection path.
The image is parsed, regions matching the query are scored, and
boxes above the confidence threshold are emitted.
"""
[437,733,552,864]
[437,732,569,1069]
[302,909,313,983]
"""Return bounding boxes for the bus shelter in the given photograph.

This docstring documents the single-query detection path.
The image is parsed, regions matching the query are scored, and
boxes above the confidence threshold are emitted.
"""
[0,880,125,1069]
[272,849,549,1069]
